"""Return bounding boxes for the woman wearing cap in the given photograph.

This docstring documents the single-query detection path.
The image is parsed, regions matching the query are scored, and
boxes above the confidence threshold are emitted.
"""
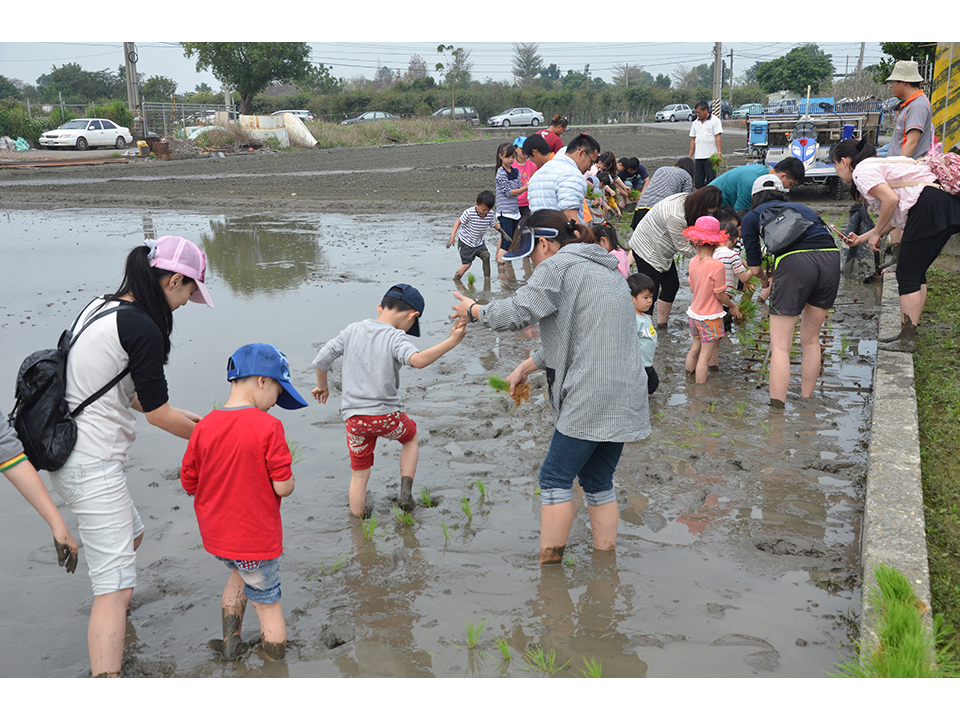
[741,175,840,407]
[451,210,649,565]
[628,185,723,328]
[49,235,213,677]
[831,138,960,353]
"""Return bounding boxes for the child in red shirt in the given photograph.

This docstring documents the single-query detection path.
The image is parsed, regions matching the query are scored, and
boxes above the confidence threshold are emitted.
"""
[181,343,308,661]
[683,217,741,384]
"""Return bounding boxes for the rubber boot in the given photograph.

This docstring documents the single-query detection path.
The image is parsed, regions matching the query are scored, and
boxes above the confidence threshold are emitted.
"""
[878,319,918,353]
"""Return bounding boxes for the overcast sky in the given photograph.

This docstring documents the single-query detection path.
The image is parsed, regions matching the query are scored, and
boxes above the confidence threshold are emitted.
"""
[1,12,892,94]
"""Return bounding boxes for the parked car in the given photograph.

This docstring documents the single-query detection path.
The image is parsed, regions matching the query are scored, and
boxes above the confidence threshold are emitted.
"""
[655,104,694,122]
[340,111,399,125]
[487,107,544,127]
[272,109,315,122]
[764,99,800,114]
[432,106,480,126]
[38,118,134,150]
[732,103,765,119]
[719,99,733,120]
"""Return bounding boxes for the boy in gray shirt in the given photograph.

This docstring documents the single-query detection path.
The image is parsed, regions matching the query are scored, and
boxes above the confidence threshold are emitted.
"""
[311,284,467,517]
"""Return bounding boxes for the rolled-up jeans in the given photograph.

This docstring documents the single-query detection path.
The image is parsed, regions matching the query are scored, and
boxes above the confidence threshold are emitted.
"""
[538,429,622,506]
[50,450,144,595]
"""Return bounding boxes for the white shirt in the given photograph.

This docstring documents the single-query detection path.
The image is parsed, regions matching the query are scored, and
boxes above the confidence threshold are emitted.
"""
[690,115,723,159]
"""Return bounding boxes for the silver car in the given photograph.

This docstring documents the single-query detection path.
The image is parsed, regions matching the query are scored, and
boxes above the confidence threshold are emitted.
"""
[487,107,544,128]
[655,104,694,122]
[39,118,134,150]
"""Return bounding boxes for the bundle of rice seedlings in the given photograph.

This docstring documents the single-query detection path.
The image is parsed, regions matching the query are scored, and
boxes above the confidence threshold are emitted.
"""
[488,375,530,407]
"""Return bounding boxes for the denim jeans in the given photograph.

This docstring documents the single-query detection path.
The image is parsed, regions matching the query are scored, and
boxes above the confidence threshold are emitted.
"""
[537,429,623,506]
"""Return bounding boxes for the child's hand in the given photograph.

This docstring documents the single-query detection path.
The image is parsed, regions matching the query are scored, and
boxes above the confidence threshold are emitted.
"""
[311,386,329,404]
[446,239,454,249]
[450,317,468,343]
[729,304,742,321]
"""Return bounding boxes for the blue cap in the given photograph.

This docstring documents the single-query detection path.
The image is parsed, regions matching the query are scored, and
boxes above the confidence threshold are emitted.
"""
[227,343,308,410]
[513,135,526,148]
[383,283,424,337]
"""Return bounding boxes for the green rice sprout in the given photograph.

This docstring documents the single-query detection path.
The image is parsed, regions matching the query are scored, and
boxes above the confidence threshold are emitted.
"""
[420,487,434,507]
[464,619,486,649]
[580,657,603,678]
[392,504,414,526]
[473,478,487,496]
[440,521,451,541]
[495,637,511,661]
[332,553,348,573]
[839,333,851,359]
[362,514,378,540]
[287,439,305,466]
[487,375,510,393]
[461,496,473,520]
[522,645,571,675]
[735,400,747,419]
[563,551,576,567]
[467,273,476,285]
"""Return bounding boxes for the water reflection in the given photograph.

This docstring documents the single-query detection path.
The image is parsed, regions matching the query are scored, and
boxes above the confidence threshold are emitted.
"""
[200,215,327,296]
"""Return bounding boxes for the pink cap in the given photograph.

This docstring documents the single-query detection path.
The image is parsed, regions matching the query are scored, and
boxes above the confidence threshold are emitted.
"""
[147,236,214,307]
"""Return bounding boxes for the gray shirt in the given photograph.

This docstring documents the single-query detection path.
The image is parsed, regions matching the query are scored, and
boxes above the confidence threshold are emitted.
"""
[478,243,650,443]
[891,92,933,159]
[637,166,694,209]
[1,410,25,468]
[313,318,419,421]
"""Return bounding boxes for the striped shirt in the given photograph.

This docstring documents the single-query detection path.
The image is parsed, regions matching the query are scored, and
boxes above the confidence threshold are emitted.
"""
[527,152,587,221]
[495,165,521,219]
[478,243,650,443]
[637,166,694,209]
[457,206,497,248]
[628,193,696,273]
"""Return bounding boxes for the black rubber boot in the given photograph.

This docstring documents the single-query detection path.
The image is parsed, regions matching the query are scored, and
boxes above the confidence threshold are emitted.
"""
[878,319,918,353]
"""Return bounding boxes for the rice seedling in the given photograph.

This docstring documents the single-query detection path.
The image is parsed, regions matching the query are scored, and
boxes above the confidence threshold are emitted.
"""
[735,400,747,419]
[392,504,414,526]
[440,521,451,541]
[464,619,486,649]
[461,496,473,520]
[467,273,476,285]
[473,478,487,497]
[488,375,510,392]
[420,487,434,507]
[687,419,703,436]
[522,645,571,675]
[580,657,603,678]
[563,552,576,567]
[495,637,511,661]
[362,514,377,540]
[287,440,305,466]
[488,375,530,407]
[838,333,851,360]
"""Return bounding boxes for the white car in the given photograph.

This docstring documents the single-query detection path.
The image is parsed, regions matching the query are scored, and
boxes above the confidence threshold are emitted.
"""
[272,109,315,121]
[655,104,694,123]
[39,118,134,150]
[487,107,544,128]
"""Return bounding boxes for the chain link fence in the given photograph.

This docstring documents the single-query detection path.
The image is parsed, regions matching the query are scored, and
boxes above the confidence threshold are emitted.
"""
[138,102,236,139]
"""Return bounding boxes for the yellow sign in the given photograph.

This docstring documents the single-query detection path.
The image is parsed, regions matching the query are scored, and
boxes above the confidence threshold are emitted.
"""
[931,43,960,152]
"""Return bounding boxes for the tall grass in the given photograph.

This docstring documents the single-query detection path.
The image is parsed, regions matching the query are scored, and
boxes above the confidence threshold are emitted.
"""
[307,117,478,149]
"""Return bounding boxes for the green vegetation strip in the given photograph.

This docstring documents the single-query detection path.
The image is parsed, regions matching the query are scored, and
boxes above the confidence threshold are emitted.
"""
[915,266,960,668]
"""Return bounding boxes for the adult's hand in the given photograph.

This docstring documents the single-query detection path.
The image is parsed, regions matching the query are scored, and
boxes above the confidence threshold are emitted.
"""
[55,526,79,574]
[450,291,474,323]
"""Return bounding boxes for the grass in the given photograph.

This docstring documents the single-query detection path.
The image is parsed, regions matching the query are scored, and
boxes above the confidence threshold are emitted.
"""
[307,116,478,149]
[834,563,960,677]
[914,267,960,667]
[464,619,486,649]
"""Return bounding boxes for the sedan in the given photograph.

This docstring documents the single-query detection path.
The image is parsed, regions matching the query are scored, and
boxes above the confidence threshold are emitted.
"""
[341,111,398,125]
[654,104,694,122]
[38,118,134,150]
[272,109,315,121]
[487,107,544,128]
[732,103,765,119]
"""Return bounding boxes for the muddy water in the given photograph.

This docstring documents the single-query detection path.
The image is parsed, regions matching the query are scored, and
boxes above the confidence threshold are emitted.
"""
[0,207,879,677]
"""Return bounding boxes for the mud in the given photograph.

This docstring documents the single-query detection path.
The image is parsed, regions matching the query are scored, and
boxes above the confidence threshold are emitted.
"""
[0,127,876,677]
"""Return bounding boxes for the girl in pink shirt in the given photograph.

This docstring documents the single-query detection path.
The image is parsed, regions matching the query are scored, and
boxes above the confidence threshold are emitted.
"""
[682,217,741,383]
[594,223,631,278]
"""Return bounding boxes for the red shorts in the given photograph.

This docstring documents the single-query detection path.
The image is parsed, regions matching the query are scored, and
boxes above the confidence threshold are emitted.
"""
[344,412,418,470]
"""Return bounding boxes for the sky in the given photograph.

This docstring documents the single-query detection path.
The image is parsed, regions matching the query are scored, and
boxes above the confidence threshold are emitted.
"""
[0,10,894,95]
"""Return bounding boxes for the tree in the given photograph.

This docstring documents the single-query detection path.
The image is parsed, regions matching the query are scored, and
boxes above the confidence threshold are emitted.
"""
[872,42,936,84]
[404,55,428,82]
[755,44,834,94]
[35,63,124,103]
[195,82,213,94]
[435,45,473,108]
[654,73,671,89]
[542,63,562,83]
[296,64,341,95]
[141,75,178,102]
[0,75,19,100]
[512,42,544,88]
[373,66,396,91]
[612,63,644,88]
[181,42,314,114]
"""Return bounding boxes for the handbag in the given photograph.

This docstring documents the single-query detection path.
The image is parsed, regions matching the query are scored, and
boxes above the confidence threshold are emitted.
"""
[758,203,814,256]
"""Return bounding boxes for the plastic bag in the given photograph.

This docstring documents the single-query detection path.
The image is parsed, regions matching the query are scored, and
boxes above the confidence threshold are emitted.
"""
[14,137,29,151]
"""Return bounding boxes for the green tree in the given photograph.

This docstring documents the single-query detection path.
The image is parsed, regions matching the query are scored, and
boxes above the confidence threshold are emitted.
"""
[181,42,314,114]
[141,75,178,102]
[542,63,562,83]
[404,54,428,82]
[654,73,671,89]
[612,63,644,88]
[755,44,834,94]
[512,43,544,88]
[0,75,19,100]
[872,42,936,84]
[435,45,473,108]
[296,63,341,95]
[36,63,123,103]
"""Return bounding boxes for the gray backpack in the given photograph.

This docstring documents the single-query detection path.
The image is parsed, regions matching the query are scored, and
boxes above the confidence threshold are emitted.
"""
[758,203,814,256]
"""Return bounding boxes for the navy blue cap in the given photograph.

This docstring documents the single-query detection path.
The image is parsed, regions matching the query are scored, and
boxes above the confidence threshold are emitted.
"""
[384,283,424,337]
[227,343,308,410]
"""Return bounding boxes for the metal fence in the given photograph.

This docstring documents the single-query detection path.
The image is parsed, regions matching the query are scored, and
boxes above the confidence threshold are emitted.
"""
[138,102,235,139]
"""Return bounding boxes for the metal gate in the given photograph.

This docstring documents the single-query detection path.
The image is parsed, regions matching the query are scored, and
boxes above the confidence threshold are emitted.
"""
[139,101,235,138]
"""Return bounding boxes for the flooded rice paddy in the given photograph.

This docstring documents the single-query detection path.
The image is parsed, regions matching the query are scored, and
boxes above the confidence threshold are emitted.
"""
[0,207,880,677]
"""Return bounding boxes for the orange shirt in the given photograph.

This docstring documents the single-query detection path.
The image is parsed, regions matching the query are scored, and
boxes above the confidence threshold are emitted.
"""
[686,255,727,320]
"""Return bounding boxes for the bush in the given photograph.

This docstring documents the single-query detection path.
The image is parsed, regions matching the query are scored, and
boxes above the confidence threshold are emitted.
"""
[0,100,47,145]
[98,100,134,131]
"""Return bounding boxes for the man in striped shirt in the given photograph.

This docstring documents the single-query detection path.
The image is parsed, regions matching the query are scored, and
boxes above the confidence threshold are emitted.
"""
[527,133,601,222]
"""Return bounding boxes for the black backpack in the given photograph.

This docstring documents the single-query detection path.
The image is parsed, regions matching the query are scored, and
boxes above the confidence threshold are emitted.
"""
[7,303,131,471]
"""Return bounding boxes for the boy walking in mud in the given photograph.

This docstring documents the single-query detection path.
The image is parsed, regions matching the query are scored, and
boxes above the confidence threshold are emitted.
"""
[181,343,309,662]
[312,284,467,517]
[447,190,500,281]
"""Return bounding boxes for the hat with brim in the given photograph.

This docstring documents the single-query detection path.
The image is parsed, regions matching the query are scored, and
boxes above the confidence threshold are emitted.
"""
[682,216,726,246]
[886,60,923,84]
[148,235,214,308]
[513,135,526,148]
[384,283,424,337]
[501,226,560,261]
[226,343,308,410]
[751,173,786,196]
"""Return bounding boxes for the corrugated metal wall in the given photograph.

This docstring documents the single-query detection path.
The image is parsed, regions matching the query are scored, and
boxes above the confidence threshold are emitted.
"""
[931,43,960,152]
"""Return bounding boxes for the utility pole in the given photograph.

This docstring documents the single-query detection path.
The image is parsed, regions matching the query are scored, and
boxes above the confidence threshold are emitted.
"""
[123,42,140,114]
[713,42,722,116]
[856,42,865,75]
[729,48,734,104]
